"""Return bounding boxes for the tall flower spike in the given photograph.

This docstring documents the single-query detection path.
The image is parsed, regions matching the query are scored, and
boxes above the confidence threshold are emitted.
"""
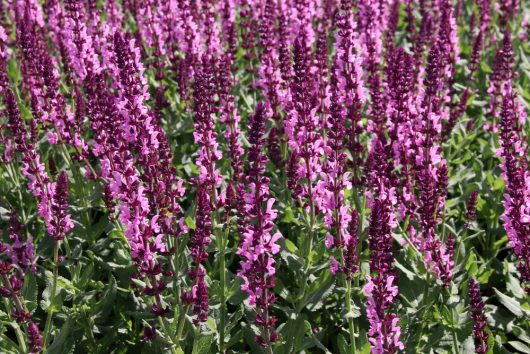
[2,87,73,242]
[238,102,282,348]
[27,321,44,353]
[487,31,514,131]
[364,190,404,354]
[322,67,356,278]
[192,55,222,198]
[63,0,100,82]
[287,35,323,211]
[182,186,211,324]
[4,212,36,274]
[49,171,73,241]
[497,87,530,291]
[465,192,479,227]
[335,0,366,187]
[468,278,490,353]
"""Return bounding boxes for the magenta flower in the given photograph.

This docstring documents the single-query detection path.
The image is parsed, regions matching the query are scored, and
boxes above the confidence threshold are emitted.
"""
[286,36,324,210]
[487,31,514,131]
[364,189,404,354]
[27,321,44,353]
[62,0,100,82]
[237,102,282,348]
[465,192,479,226]
[192,55,222,200]
[2,87,73,242]
[322,70,357,278]
[4,213,36,274]
[181,186,211,324]
[497,87,530,291]
[468,278,490,353]
[334,0,366,187]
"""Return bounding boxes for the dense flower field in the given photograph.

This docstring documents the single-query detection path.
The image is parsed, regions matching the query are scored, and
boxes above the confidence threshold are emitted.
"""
[0,0,529,353]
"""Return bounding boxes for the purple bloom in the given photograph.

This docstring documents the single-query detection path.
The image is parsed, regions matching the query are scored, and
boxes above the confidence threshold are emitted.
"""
[49,171,73,241]
[182,186,211,324]
[465,192,479,226]
[286,35,324,211]
[62,0,100,82]
[334,0,366,187]
[2,86,73,243]
[497,86,530,291]
[27,321,43,353]
[142,325,157,341]
[237,102,282,348]
[4,213,36,274]
[322,69,357,278]
[487,31,514,131]
[192,55,222,199]
[468,278,490,354]
[364,189,404,354]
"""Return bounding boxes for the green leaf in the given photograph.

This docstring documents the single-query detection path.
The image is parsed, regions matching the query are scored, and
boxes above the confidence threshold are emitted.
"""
[185,215,196,230]
[301,273,335,311]
[191,333,213,354]
[494,288,530,317]
[337,334,349,354]
[91,275,117,322]
[130,278,147,289]
[466,253,478,276]
[22,272,38,314]
[226,306,244,334]
[0,333,20,354]
[282,207,296,224]
[344,304,361,319]
[508,341,530,353]
[284,239,298,253]
[7,59,21,84]
[480,60,492,73]
[279,316,306,354]
[46,318,74,354]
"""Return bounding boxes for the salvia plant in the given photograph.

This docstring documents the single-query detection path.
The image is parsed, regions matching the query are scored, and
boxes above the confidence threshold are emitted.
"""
[0,0,529,353]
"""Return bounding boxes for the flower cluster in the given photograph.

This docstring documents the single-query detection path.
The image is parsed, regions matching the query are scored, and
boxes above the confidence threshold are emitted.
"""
[364,190,404,354]
[468,278,490,353]
[238,102,282,347]
[3,213,36,274]
[3,87,73,242]
[181,186,211,324]
[0,1,528,353]
[465,192,479,226]
[322,71,358,279]
[497,86,530,291]
[0,214,42,353]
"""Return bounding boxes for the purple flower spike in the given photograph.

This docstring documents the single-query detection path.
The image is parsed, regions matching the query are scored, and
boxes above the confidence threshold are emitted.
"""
[497,86,530,291]
[237,102,282,348]
[364,189,404,354]
[468,278,490,354]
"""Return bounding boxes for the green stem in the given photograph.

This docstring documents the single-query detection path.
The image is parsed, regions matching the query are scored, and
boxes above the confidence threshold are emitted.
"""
[297,156,316,311]
[345,278,357,354]
[157,316,179,354]
[81,306,98,352]
[296,210,314,312]
[60,145,93,243]
[414,273,431,352]
[219,239,226,351]
[447,288,459,354]
[43,240,60,349]
[451,319,459,354]
[145,277,178,354]
[175,303,191,348]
